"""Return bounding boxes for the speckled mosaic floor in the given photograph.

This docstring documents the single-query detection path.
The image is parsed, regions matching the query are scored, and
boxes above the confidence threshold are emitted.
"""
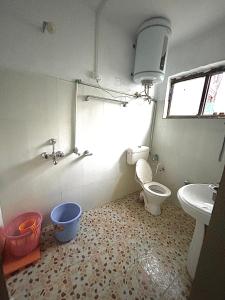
[7,192,195,300]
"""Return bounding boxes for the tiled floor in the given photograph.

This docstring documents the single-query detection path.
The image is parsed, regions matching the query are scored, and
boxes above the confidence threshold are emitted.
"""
[7,192,195,300]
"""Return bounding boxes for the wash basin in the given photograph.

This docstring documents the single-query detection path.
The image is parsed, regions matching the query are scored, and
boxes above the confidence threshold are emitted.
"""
[178,184,214,226]
[177,183,215,279]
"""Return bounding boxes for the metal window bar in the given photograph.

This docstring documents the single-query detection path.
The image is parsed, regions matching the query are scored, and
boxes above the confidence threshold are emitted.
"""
[166,66,225,119]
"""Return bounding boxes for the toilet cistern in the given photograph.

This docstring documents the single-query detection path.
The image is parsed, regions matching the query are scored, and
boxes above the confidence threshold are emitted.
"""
[127,146,171,216]
[127,146,149,165]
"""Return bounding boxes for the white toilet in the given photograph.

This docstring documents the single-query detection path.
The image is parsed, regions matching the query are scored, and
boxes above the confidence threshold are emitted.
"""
[127,146,171,216]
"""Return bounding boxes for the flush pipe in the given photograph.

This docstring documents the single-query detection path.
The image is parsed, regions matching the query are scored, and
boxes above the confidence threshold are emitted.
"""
[93,0,109,82]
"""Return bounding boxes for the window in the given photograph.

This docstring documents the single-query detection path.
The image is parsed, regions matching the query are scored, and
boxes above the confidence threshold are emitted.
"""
[165,66,225,118]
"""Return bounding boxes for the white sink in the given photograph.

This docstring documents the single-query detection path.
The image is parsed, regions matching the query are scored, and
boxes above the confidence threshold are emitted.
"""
[177,184,215,279]
[178,184,214,225]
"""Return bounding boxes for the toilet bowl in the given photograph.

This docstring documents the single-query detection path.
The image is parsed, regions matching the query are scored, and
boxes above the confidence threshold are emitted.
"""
[136,159,171,215]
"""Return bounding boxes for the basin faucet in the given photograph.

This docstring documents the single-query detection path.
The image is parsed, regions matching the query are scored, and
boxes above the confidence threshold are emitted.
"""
[209,183,219,201]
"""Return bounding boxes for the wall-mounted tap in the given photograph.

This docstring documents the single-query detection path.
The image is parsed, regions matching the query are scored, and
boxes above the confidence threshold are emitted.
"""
[41,138,64,165]
[83,150,93,157]
[152,154,159,161]
[184,179,191,185]
[73,147,93,157]
[209,183,219,201]
[73,147,81,156]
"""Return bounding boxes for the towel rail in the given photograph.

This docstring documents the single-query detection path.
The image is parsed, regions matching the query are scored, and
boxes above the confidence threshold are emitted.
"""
[85,95,128,107]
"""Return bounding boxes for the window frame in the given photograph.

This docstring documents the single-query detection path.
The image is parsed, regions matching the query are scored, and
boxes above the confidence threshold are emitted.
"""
[166,65,225,119]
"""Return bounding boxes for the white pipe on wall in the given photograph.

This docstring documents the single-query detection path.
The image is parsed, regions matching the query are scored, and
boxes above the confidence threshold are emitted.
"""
[74,1,108,154]
[94,0,109,81]
[73,80,78,153]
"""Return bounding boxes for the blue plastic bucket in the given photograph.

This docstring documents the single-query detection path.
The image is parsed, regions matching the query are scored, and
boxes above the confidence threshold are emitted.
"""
[50,202,82,243]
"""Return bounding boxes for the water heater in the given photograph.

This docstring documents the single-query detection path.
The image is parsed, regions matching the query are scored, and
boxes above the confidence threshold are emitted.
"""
[133,17,171,86]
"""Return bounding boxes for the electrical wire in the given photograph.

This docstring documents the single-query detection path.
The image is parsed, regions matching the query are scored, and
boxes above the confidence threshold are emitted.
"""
[96,79,129,103]
[93,0,153,105]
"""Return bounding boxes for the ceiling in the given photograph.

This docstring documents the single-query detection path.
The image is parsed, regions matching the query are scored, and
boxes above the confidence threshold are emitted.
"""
[84,0,225,45]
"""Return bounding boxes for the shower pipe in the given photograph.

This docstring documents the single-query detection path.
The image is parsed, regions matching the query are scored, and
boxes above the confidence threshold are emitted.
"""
[94,0,109,81]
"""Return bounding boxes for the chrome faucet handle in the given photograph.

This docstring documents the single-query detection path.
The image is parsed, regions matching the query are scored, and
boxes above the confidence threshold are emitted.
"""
[210,183,219,188]
[209,184,219,193]
[49,138,56,145]
[41,152,49,159]
[209,184,219,202]
[56,151,64,158]
[83,150,93,156]
[73,147,81,156]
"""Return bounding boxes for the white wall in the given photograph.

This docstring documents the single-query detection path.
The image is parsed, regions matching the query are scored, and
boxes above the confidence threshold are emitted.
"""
[0,69,153,224]
[0,0,93,81]
[152,21,225,200]
[0,0,137,90]
[0,1,153,223]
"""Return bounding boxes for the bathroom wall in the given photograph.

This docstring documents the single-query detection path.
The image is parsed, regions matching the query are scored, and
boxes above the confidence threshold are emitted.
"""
[0,68,153,223]
[152,20,225,200]
[0,0,153,223]
[0,0,137,90]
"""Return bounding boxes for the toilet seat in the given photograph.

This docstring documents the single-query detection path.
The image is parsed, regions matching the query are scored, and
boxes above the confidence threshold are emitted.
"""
[143,182,171,197]
[136,159,171,215]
